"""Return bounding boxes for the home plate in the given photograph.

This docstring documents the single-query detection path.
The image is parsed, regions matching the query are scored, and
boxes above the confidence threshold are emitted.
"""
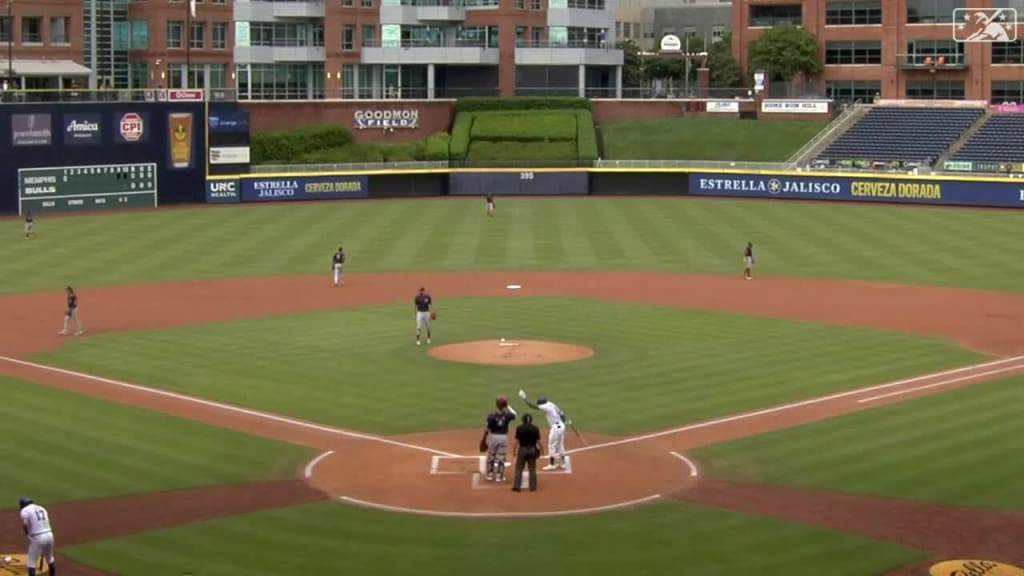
[506,284,522,290]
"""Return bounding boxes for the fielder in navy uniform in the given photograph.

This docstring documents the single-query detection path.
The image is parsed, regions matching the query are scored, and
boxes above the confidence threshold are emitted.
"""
[59,286,82,336]
[332,246,346,286]
[485,191,495,217]
[24,211,34,239]
[481,395,517,482]
[743,242,754,280]
[414,287,433,346]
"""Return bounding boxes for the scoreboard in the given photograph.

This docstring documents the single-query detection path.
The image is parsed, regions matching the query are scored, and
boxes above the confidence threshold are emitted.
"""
[18,163,158,214]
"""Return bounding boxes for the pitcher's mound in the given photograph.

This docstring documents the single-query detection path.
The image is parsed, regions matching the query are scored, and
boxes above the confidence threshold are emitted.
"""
[429,340,594,366]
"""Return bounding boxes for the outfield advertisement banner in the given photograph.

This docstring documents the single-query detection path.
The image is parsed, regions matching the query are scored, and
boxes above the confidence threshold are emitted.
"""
[206,179,241,203]
[448,171,589,196]
[239,175,369,202]
[688,172,1024,208]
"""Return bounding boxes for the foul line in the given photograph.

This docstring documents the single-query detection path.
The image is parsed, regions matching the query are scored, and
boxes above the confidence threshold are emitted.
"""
[670,452,700,478]
[304,451,335,479]
[0,355,459,458]
[855,366,1021,403]
[337,494,662,518]
[568,355,1024,455]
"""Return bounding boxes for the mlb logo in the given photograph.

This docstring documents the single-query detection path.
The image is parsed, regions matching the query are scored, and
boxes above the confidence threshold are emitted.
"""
[953,8,1018,42]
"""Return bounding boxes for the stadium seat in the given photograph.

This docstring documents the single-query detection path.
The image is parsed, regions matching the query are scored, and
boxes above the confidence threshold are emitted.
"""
[950,114,1024,164]
[816,106,984,166]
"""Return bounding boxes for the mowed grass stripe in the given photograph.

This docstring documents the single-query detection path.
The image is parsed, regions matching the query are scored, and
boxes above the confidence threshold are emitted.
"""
[35,298,981,435]
[692,375,1024,509]
[0,375,315,504]
[4,197,1024,293]
[63,501,923,576]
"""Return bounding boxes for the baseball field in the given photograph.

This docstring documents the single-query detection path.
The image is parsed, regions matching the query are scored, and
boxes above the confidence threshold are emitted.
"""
[2,195,1024,576]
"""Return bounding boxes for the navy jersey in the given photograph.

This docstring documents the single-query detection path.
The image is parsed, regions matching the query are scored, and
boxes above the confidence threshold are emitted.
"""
[486,192,494,203]
[332,251,345,266]
[744,244,753,258]
[414,293,432,312]
[486,410,516,434]
[67,293,77,310]
[25,213,32,223]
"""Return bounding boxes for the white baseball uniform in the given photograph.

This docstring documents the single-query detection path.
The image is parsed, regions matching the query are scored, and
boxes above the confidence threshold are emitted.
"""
[20,504,55,570]
[538,401,567,461]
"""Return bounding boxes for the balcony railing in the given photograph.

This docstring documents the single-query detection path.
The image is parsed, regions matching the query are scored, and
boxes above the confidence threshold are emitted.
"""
[897,52,968,70]
[0,88,226,103]
[362,38,496,49]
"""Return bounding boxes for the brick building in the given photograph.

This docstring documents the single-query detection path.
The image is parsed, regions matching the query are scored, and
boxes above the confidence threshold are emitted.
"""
[731,0,1024,103]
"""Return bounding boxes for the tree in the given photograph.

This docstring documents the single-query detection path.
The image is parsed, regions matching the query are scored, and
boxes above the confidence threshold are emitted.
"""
[617,39,644,89]
[746,24,822,82]
[706,31,743,88]
[644,58,684,81]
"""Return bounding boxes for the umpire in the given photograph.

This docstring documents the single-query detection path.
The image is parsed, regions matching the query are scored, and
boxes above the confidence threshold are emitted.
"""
[512,413,543,492]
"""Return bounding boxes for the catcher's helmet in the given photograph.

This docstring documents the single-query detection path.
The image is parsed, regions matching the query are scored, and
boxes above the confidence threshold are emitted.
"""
[18,497,32,509]
[537,396,548,405]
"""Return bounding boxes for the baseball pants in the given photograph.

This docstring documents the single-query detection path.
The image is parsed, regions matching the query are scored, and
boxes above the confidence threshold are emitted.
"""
[415,311,431,332]
[333,264,344,285]
[513,447,539,491]
[63,309,82,333]
[548,424,566,460]
[486,434,508,477]
[27,532,55,570]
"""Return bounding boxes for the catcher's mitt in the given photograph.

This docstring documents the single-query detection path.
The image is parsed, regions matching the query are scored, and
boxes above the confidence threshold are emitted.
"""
[430,310,438,320]
[479,434,488,453]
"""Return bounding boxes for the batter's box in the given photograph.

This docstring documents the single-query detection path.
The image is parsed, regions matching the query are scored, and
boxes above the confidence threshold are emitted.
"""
[430,455,487,475]
[471,456,573,490]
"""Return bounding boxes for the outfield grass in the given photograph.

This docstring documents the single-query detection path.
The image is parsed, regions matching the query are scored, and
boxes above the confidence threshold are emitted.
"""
[34,297,981,435]
[0,375,315,504]
[63,501,924,576]
[692,375,1024,509]
[3,198,1024,294]
[599,118,829,161]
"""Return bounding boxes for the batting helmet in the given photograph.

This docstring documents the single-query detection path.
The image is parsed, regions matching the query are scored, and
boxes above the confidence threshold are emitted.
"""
[18,497,32,509]
[537,396,548,405]
[496,395,508,409]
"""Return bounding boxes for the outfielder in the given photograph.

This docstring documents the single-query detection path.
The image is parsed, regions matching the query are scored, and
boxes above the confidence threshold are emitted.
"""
[485,191,495,217]
[331,246,346,286]
[24,211,34,239]
[480,395,517,481]
[59,286,82,336]
[519,390,569,470]
[414,286,433,346]
[18,497,56,576]
[743,241,755,280]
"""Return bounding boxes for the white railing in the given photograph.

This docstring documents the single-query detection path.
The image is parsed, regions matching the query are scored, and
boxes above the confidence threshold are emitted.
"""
[784,100,867,169]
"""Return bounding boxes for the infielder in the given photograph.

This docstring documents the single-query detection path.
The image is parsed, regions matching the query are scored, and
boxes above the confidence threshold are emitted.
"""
[24,211,34,239]
[331,246,346,286]
[59,286,82,336]
[519,391,569,470]
[18,497,56,576]
[481,395,517,482]
[414,286,433,346]
[743,241,754,280]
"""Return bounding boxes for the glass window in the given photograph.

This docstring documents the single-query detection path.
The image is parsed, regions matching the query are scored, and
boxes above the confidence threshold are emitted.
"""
[212,22,226,49]
[129,62,148,89]
[235,21,250,46]
[567,0,605,9]
[549,0,567,8]
[21,16,42,43]
[531,26,543,46]
[825,79,880,102]
[711,25,724,41]
[342,24,355,50]
[342,64,355,98]
[208,63,226,89]
[361,0,372,7]
[905,79,965,99]
[342,0,353,6]
[749,4,801,27]
[992,40,1024,64]
[381,24,400,47]
[905,38,964,65]
[515,0,525,8]
[992,80,1024,103]
[362,24,375,47]
[131,20,148,49]
[0,17,9,43]
[531,0,541,9]
[906,0,965,24]
[991,0,1024,8]
[515,25,526,47]
[49,16,70,44]
[825,40,882,64]
[190,21,204,49]
[167,20,183,49]
[825,1,882,25]
[548,26,567,46]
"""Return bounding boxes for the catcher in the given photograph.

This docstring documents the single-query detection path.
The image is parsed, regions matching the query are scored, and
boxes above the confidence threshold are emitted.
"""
[414,286,435,346]
[479,395,517,482]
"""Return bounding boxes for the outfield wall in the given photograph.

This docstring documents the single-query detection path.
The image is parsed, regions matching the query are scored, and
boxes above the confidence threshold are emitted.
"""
[203,168,1024,210]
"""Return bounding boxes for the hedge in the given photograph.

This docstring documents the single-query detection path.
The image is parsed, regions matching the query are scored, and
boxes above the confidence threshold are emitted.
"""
[455,97,592,113]
[448,112,475,161]
[575,109,598,163]
[269,132,451,165]
[251,125,353,164]
[466,140,578,162]
[471,112,577,142]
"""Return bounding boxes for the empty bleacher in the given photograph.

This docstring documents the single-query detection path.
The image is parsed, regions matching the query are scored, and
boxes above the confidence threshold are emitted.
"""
[816,106,984,166]
[950,113,1024,165]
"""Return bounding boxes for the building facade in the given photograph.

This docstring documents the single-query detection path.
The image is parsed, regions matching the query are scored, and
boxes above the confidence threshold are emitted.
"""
[731,0,1024,103]
[617,0,730,52]
[2,0,623,99]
